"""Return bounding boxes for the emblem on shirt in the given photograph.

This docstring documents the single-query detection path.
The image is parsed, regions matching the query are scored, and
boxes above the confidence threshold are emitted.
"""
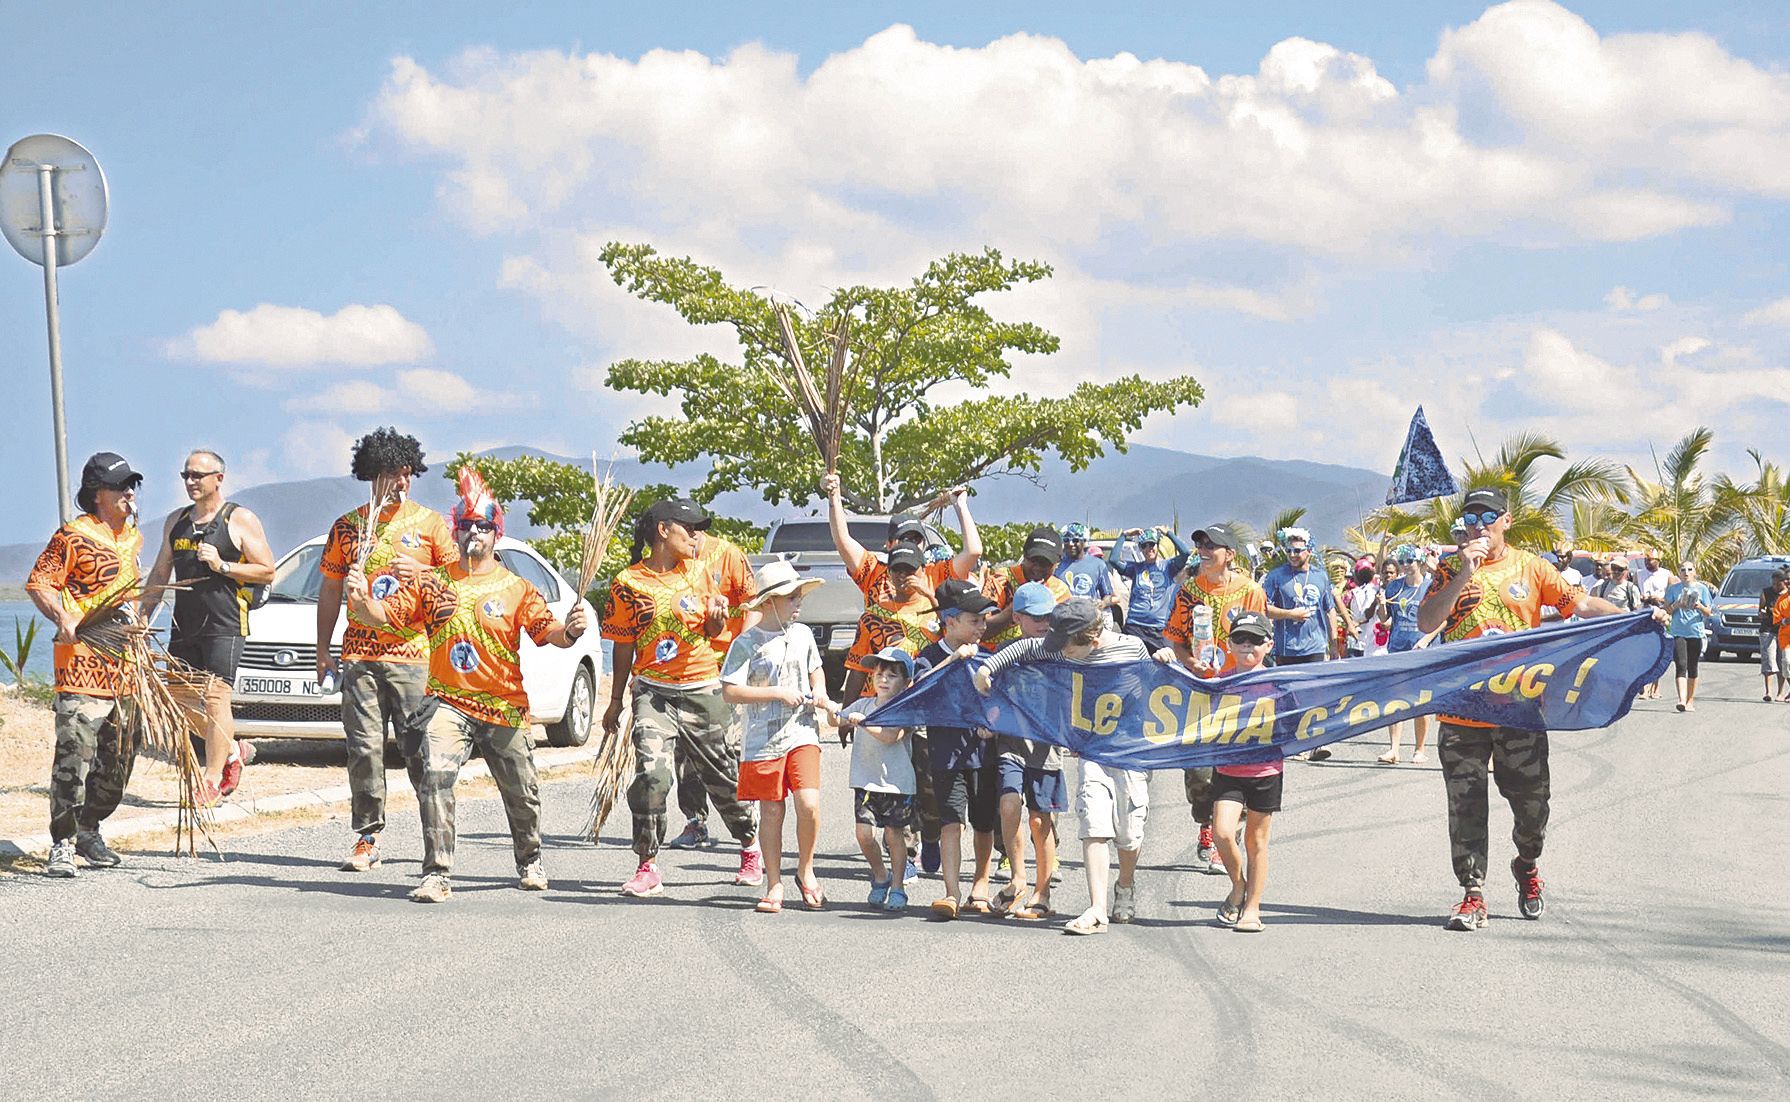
[449,640,480,672]
[399,533,421,549]
[1507,582,1529,601]
[370,574,399,600]
[678,595,699,614]
[481,598,505,618]
[655,638,680,663]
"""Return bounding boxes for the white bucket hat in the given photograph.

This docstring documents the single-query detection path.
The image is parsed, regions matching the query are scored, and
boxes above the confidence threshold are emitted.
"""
[745,558,825,609]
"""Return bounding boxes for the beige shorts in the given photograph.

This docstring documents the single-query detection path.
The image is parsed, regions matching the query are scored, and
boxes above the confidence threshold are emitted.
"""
[1076,758,1149,850]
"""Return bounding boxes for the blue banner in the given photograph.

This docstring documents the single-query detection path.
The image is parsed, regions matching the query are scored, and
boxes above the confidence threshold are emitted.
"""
[862,613,1671,770]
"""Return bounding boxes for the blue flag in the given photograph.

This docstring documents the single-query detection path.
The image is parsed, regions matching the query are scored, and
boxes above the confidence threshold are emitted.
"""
[861,613,1670,771]
[1386,405,1459,505]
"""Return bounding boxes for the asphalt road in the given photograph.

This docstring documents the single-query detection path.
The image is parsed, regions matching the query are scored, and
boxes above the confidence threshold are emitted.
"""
[4,659,1787,1099]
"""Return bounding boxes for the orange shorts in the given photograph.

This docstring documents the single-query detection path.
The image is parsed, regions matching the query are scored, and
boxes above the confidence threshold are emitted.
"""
[736,744,821,801]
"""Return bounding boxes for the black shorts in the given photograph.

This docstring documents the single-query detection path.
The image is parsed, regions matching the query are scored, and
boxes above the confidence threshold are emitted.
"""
[1672,637,1702,679]
[932,764,999,833]
[1211,770,1283,814]
[853,789,915,830]
[168,635,244,682]
[1274,653,1326,667]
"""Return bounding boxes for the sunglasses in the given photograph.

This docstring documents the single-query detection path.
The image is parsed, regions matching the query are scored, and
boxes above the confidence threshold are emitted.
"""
[455,519,498,533]
[1287,545,1310,554]
[179,469,222,481]
[1194,539,1226,551]
[1459,510,1504,529]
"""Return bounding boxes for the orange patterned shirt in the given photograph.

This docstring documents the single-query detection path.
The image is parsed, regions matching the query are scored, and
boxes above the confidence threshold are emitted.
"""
[27,514,143,697]
[602,560,722,688]
[980,566,1073,650]
[319,499,458,663]
[1164,571,1269,671]
[845,556,954,673]
[380,563,557,727]
[695,534,757,657]
[1430,546,1583,728]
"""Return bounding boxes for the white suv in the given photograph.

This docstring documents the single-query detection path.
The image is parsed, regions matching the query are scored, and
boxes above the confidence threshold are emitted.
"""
[231,535,602,746]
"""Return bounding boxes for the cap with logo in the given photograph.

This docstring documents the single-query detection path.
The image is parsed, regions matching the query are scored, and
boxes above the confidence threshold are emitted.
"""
[1011,580,1059,616]
[932,578,997,616]
[886,546,925,573]
[1229,610,1271,642]
[887,514,927,542]
[1461,487,1509,515]
[1022,526,1063,564]
[642,498,712,531]
[1043,597,1102,652]
[81,452,142,491]
[1191,523,1243,553]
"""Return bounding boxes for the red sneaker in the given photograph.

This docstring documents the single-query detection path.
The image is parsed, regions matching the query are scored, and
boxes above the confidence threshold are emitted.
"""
[734,847,765,887]
[621,861,663,897]
[1446,892,1489,931]
[219,755,244,797]
[1512,859,1545,919]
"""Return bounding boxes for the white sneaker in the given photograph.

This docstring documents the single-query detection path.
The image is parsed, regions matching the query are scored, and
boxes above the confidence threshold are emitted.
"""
[45,840,78,878]
[517,860,548,891]
[1111,883,1137,924]
[410,873,452,903]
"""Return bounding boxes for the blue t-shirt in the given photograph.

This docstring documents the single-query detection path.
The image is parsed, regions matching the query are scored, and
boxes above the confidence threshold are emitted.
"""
[1055,555,1114,603]
[1383,575,1431,651]
[918,642,984,770]
[1664,581,1713,639]
[1263,563,1336,658]
[1115,536,1189,630]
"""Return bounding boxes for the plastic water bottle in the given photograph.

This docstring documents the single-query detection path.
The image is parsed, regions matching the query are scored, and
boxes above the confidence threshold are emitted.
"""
[1192,605,1220,669]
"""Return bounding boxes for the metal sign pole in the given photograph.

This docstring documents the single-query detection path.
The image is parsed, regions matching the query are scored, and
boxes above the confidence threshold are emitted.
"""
[36,163,70,523]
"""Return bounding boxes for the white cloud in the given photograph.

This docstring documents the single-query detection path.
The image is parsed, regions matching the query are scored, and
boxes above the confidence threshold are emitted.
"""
[173,304,434,367]
[285,368,525,416]
[280,420,359,478]
[1742,296,1790,327]
[1604,286,1668,312]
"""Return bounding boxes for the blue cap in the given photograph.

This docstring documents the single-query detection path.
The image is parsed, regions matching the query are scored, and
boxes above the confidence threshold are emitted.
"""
[1012,581,1058,616]
[868,646,915,680]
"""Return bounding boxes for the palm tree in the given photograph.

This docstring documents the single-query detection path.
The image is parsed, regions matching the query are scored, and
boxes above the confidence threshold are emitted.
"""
[1715,450,1790,558]
[1624,427,1744,577]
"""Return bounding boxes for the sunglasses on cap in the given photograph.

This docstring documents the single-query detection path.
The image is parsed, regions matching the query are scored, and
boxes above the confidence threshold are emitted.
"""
[455,519,498,533]
[179,469,222,481]
[1459,510,1504,529]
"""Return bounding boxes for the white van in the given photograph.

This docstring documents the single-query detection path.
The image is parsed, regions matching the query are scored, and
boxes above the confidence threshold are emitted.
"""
[231,535,602,746]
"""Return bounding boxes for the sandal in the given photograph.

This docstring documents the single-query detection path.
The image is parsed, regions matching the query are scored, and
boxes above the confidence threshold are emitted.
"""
[1064,908,1108,935]
[991,886,1020,916]
[1233,915,1264,933]
[1216,899,1242,927]
[1376,751,1399,765]
[930,896,960,920]
[965,894,993,915]
[1007,897,1052,922]
[754,893,783,914]
[798,879,826,911]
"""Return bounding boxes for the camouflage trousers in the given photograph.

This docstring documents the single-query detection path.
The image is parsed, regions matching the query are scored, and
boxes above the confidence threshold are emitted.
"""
[405,703,541,876]
[1438,722,1550,889]
[340,659,430,836]
[49,693,137,841]
[1182,767,1214,827]
[673,713,742,824]
[629,683,756,860]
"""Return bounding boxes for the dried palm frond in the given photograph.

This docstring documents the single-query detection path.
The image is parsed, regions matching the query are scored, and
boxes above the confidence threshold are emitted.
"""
[577,454,635,597]
[770,304,854,476]
[581,711,635,844]
[355,479,386,571]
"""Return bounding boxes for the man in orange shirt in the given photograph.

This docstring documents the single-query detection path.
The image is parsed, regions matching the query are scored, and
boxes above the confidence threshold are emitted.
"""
[1418,488,1645,931]
[316,428,459,873]
[27,452,145,877]
[1163,522,1269,872]
[980,528,1074,651]
[348,470,587,903]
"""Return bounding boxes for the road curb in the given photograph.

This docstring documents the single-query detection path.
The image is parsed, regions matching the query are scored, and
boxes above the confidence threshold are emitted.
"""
[0,743,600,859]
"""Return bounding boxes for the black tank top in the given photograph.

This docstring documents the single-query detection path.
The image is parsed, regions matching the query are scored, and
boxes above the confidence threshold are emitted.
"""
[171,502,250,639]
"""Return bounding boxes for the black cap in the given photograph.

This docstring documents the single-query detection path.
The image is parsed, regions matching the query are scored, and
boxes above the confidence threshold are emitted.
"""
[1461,487,1509,514]
[1022,526,1063,564]
[886,546,925,573]
[1229,610,1271,642]
[887,514,927,542]
[933,578,996,615]
[643,497,712,531]
[81,452,142,491]
[1192,523,1243,553]
[1043,597,1102,652]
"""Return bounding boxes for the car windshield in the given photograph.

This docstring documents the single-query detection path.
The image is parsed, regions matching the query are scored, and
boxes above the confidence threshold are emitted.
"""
[267,545,325,602]
[1722,567,1780,597]
[767,521,886,553]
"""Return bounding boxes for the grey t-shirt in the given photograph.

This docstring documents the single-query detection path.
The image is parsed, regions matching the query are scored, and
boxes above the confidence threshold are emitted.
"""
[720,623,823,762]
[986,631,1152,770]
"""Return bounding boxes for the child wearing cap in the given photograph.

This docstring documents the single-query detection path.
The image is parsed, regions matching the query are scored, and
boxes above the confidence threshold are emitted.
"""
[843,647,921,912]
[722,561,837,914]
[916,579,1001,917]
[1210,610,1282,933]
[973,580,1069,920]
[979,597,1172,935]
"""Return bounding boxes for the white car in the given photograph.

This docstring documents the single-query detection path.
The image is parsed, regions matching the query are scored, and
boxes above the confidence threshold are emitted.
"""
[231,535,602,746]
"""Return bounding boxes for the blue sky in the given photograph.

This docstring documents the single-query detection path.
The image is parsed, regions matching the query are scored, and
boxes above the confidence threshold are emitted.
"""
[4,1,1789,542]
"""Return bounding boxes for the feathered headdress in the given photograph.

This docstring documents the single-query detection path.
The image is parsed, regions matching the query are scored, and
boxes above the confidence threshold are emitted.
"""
[452,468,505,538]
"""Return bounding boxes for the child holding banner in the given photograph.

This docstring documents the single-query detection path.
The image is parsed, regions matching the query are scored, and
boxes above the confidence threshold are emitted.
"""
[1208,610,1281,933]
[844,648,921,912]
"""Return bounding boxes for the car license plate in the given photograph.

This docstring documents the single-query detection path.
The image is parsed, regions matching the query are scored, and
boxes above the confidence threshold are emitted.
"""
[236,675,327,697]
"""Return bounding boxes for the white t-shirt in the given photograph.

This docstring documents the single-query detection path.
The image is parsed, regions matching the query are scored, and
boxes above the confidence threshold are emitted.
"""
[720,623,823,762]
[848,718,917,794]
[1639,567,1670,603]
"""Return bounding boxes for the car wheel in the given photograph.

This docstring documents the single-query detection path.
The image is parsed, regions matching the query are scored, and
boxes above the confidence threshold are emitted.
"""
[547,663,595,748]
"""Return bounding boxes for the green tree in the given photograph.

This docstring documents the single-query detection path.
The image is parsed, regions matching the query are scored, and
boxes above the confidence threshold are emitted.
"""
[1715,449,1790,558]
[1374,433,1626,550]
[1624,428,1743,577]
[442,453,766,597]
[600,244,1204,513]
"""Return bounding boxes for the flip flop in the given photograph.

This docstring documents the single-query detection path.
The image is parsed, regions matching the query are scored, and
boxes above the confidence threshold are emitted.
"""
[754,894,783,914]
[991,887,1020,916]
[1376,752,1399,765]
[1233,916,1264,933]
[965,895,994,915]
[1007,898,1052,922]
[798,880,826,911]
[1216,900,1242,927]
[930,897,960,920]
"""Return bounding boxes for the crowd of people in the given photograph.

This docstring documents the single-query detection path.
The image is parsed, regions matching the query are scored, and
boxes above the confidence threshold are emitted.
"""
[24,428,1676,935]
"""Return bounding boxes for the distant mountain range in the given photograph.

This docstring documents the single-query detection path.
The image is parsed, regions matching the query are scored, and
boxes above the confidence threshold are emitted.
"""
[0,444,1389,582]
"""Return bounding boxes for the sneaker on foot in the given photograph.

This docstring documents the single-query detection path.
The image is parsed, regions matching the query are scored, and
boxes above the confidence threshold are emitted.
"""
[1446,892,1489,931]
[1194,824,1216,871]
[666,819,709,850]
[339,834,381,872]
[219,754,244,797]
[517,860,548,891]
[921,839,941,875]
[621,861,663,897]
[903,859,921,886]
[45,840,78,878]
[1512,859,1545,919]
[1111,883,1137,924]
[236,737,257,766]
[734,846,765,887]
[410,873,452,903]
[1308,746,1333,762]
[74,830,121,868]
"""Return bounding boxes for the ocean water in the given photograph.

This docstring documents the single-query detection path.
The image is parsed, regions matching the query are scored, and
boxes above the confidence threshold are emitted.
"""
[0,599,54,684]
